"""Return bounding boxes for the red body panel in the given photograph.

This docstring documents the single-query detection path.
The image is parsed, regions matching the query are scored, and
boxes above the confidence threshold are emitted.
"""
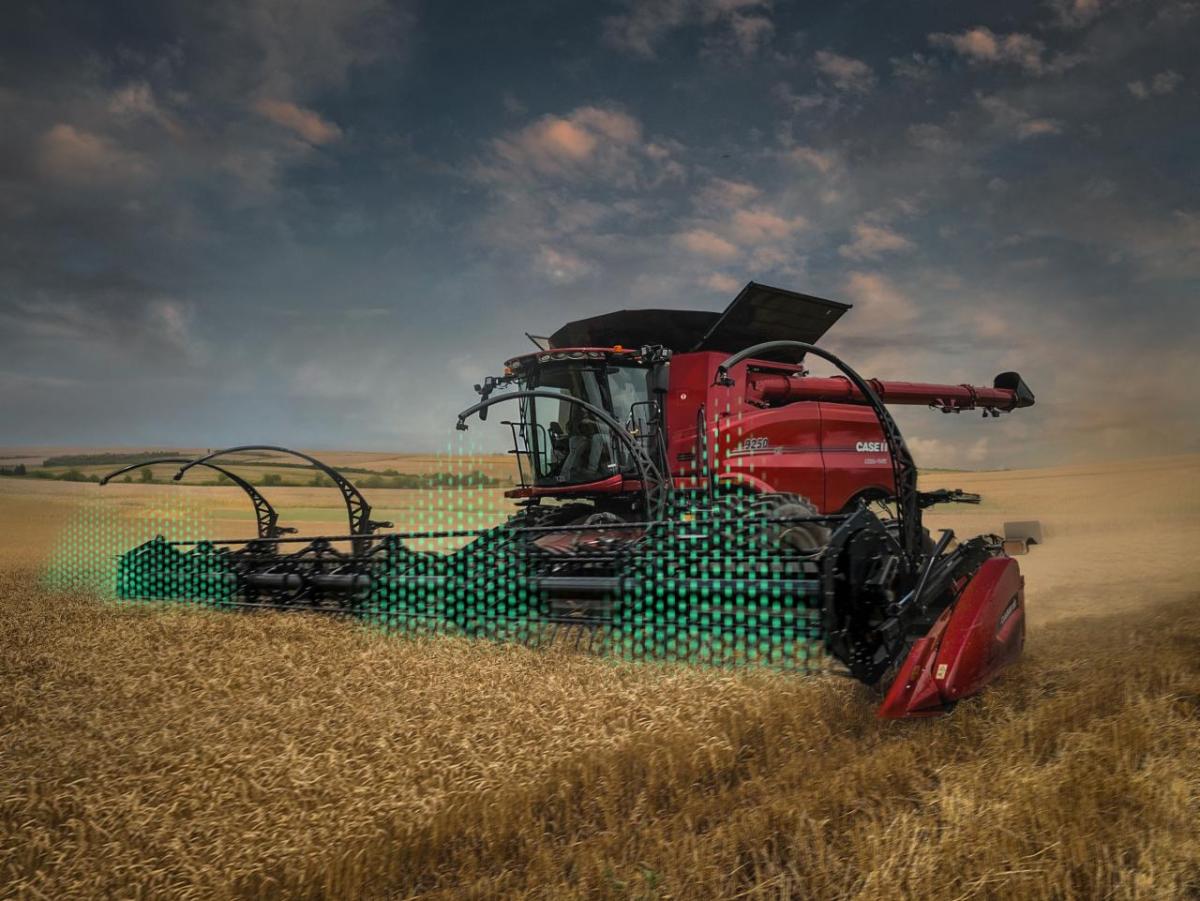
[877,556,1026,718]
[507,473,630,499]
[713,402,827,508]
[657,352,1022,512]
[663,352,896,512]
[662,350,727,471]
[817,403,896,510]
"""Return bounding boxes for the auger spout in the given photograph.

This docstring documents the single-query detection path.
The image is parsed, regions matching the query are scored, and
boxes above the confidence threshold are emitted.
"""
[746,372,1034,413]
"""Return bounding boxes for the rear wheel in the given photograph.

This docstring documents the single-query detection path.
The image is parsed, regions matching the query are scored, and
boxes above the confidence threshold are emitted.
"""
[746,492,829,552]
[748,493,828,669]
[614,490,829,668]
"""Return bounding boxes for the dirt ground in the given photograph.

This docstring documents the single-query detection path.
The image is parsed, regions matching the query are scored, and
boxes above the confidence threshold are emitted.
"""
[1,454,1198,899]
[920,455,1200,626]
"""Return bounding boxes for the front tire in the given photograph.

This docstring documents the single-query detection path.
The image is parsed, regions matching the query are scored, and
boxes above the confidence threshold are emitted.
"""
[747,492,829,552]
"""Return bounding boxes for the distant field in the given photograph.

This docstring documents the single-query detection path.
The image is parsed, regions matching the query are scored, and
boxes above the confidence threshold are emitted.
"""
[0,446,519,489]
[2,455,1199,898]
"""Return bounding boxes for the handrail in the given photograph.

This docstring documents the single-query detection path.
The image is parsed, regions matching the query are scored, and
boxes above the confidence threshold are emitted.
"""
[456,391,667,521]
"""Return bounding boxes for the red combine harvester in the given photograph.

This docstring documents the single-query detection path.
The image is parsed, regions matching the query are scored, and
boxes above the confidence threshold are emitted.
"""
[108,282,1037,718]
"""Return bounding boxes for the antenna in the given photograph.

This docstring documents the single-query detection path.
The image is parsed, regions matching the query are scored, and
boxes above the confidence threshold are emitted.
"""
[525,332,550,350]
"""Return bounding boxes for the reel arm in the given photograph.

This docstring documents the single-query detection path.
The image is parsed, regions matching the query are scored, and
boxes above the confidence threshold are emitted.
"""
[99,457,294,540]
[173,446,392,540]
[917,488,982,508]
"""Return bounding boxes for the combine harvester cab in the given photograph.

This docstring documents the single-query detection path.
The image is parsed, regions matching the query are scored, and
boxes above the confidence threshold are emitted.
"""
[102,282,1038,719]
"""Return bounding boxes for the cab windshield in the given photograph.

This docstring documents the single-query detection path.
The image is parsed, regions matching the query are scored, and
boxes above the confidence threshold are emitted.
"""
[522,363,651,485]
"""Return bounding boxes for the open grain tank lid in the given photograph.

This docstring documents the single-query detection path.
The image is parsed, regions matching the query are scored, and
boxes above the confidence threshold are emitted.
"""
[548,282,851,353]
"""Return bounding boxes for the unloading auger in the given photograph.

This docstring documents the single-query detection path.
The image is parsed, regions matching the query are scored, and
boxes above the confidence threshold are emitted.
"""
[103,282,1037,717]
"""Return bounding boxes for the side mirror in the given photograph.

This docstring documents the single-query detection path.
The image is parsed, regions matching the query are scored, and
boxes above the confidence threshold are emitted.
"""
[649,363,670,395]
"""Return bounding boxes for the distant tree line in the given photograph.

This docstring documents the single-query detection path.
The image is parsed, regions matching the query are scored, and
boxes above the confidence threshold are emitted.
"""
[355,470,502,490]
[30,468,100,482]
[40,452,181,467]
[3,461,504,489]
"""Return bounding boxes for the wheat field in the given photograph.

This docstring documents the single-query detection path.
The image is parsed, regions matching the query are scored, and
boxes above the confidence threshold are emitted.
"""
[2,456,1199,899]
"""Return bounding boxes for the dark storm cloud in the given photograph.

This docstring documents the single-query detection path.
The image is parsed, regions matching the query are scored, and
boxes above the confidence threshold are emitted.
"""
[0,0,1196,465]
[0,0,415,435]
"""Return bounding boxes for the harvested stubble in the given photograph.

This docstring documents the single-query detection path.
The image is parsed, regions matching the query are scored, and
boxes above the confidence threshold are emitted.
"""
[2,560,1199,900]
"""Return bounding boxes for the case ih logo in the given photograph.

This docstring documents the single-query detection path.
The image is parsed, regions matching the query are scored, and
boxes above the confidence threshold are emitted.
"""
[856,441,889,453]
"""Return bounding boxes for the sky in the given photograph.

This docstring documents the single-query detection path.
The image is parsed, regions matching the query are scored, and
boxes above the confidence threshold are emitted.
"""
[0,0,1196,468]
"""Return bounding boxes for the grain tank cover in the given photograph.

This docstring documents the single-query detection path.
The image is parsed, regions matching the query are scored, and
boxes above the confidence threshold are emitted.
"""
[547,282,850,353]
[690,282,850,353]
[548,309,718,351]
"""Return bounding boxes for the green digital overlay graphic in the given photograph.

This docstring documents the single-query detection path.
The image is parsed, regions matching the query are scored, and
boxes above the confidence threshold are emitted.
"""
[43,429,829,673]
